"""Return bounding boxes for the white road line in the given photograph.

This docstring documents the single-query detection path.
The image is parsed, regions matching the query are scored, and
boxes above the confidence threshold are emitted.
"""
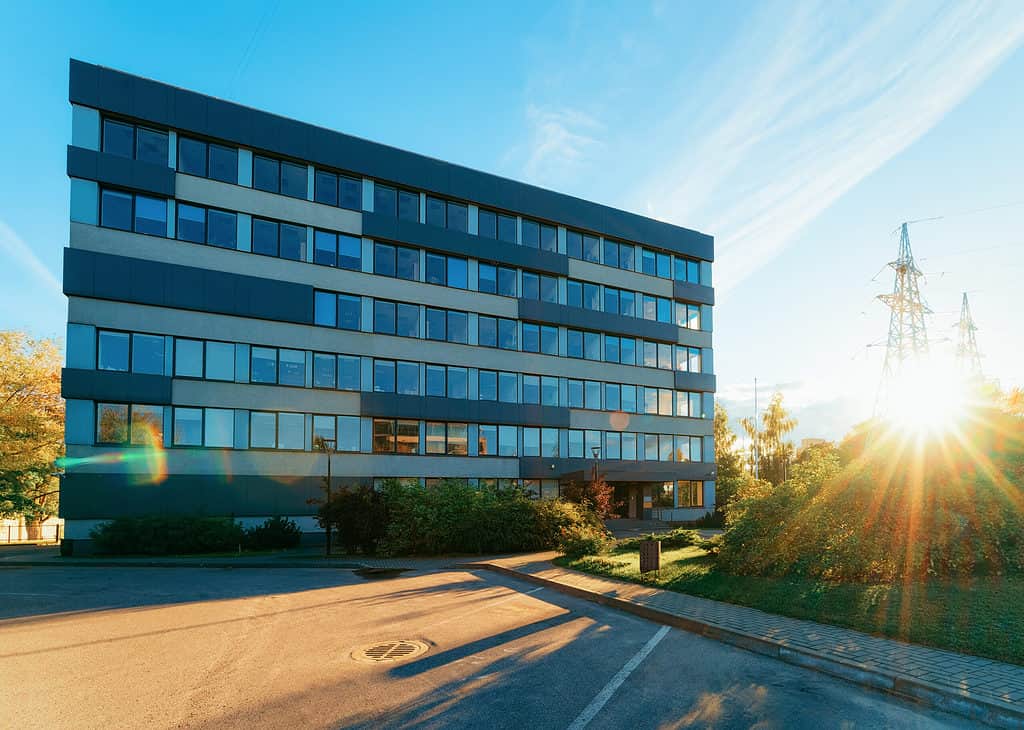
[566,625,671,730]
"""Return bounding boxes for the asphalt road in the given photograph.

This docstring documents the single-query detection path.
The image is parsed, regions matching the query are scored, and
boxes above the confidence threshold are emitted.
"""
[0,566,975,729]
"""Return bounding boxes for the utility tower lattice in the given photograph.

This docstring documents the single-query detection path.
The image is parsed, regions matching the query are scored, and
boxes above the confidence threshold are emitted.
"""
[955,292,983,378]
[875,222,931,414]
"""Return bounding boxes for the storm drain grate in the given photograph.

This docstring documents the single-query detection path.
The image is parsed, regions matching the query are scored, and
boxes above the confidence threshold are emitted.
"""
[352,639,429,664]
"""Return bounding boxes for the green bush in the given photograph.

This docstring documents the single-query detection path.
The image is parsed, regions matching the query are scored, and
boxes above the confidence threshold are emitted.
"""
[90,515,244,555]
[377,479,599,556]
[557,523,612,559]
[616,527,699,552]
[243,516,301,550]
[317,484,387,554]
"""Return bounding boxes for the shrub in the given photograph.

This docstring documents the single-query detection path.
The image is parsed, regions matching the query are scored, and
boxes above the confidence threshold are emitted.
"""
[557,523,612,559]
[615,527,698,552]
[243,516,301,550]
[317,484,387,554]
[90,515,244,555]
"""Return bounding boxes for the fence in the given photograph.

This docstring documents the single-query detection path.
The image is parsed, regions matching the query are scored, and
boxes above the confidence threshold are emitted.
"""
[1,522,62,544]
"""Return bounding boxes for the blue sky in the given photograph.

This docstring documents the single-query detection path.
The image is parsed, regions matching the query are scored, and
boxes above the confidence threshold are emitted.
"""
[2,1,1022,441]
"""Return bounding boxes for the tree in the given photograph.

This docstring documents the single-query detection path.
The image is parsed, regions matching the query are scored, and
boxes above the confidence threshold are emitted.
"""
[713,402,747,516]
[561,473,616,519]
[0,332,64,526]
[740,391,797,486]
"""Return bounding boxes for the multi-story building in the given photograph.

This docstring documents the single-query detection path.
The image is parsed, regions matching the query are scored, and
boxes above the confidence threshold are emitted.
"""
[60,59,717,550]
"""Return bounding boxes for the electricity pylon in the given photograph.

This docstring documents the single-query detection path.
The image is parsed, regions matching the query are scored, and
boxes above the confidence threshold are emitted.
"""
[955,292,983,378]
[875,222,931,415]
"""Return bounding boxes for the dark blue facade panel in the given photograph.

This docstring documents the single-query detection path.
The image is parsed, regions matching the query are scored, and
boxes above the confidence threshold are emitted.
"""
[70,60,713,261]
[360,393,571,428]
[67,145,175,197]
[674,280,716,306]
[63,248,315,324]
[61,368,172,404]
[519,457,712,481]
[517,298,680,342]
[675,371,716,393]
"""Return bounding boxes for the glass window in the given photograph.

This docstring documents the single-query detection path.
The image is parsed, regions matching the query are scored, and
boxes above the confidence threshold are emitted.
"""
[691,347,703,373]
[688,260,700,283]
[541,428,559,457]
[136,127,168,166]
[205,341,235,381]
[337,234,361,270]
[605,432,621,460]
[313,415,336,449]
[584,332,601,361]
[583,283,600,311]
[447,423,468,455]
[603,240,620,268]
[315,170,338,206]
[478,263,497,294]
[447,367,468,399]
[339,175,361,210]
[582,235,600,262]
[313,353,336,389]
[688,305,701,330]
[641,249,656,276]
[585,430,602,458]
[97,330,129,372]
[478,209,497,239]
[178,137,207,176]
[566,230,582,259]
[176,204,205,243]
[252,218,278,257]
[280,161,307,199]
[374,243,396,277]
[96,403,129,444]
[660,435,674,461]
[521,219,540,248]
[134,195,166,236]
[447,311,468,344]
[568,430,584,458]
[130,404,163,446]
[131,334,164,375]
[479,370,497,400]
[604,288,619,314]
[374,359,396,393]
[338,294,361,331]
[540,275,558,303]
[567,330,583,359]
[540,224,557,253]
[540,326,557,356]
[522,272,539,300]
[643,341,657,368]
[642,295,656,321]
[338,355,360,390]
[278,349,305,386]
[522,374,539,404]
[396,420,419,454]
[398,190,419,222]
[447,202,468,232]
[102,119,134,158]
[567,379,583,408]
[479,424,498,455]
[541,376,558,407]
[621,385,637,413]
[497,214,517,243]
[447,257,468,289]
[425,308,446,341]
[659,388,673,416]
[498,372,517,403]
[204,408,234,448]
[620,243,635,271]
[426,196,445,227]
[396,361,419,395]
[497,267,517,297]
[498,425,518,456]
[209,144,237,184]
[425,365,445,397]
[620,338,636,366]
[478,316,497,347]
[522,323,539,353]
[314,291,337,327]
[206,209,236,248]
[253,155,280,193]
[314,230,337,266]
[279,223,304,261]
[425,422,445,454]
[673,257,687,282]
[644,434,659,461]
[620,291,636,318]
[100,189,132,231]
[659,343,673,370]
[173,407,203,447]
[250,346,277,384]
[396,246,419,280]
[654,482,674,508]
[657,297,671,323]
[250,412,276,448]
[567,280,582,308]
[374,184,397,217]
[657,252,671,279]
[622,432,638,460]
[604,336,620,364]
[277,412,305,450]
[523,427,540,456]
[425,253,446,285]
[691,392,703,419]
[337,415,360,452]
[585,381,602,410]
[605,383,620,411]
[678,480,703,508]
[374,300,396,335]
[396,302,419,338]
[643,387,658,415]
[691,437,703,463]
[174,338,203,378]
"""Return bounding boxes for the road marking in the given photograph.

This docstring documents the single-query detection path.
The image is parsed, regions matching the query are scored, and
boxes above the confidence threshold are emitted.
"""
[566,625,670,730]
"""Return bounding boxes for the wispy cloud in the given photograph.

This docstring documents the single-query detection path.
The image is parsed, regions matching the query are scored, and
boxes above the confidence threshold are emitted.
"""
[0,219,61,295]
[635,1,1024,293]
[513,105,604,187]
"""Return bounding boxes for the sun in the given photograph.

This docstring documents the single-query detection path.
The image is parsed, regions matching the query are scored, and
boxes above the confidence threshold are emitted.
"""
[882,361,968,436]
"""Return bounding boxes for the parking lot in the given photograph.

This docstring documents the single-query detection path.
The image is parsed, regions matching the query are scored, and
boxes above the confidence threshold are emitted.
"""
[0,565,973,728]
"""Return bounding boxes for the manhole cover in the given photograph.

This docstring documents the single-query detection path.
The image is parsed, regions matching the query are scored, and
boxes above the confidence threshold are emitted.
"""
[352,639,429,664]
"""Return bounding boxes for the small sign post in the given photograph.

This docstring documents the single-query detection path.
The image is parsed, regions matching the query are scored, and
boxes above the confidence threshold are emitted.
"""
[639,539,661,578]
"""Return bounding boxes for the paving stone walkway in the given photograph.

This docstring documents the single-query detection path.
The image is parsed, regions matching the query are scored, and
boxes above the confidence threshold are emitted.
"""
[470,552,1024,718]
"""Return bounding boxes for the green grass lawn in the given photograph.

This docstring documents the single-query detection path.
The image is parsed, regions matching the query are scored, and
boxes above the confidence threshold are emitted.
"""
[555,545,1024,666]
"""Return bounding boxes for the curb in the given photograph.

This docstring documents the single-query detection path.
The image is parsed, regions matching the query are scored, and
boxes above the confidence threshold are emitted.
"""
[466,562,1024,729]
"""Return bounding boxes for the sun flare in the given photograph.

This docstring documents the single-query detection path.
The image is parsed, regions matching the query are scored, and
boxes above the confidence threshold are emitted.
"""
[882,362,969,435]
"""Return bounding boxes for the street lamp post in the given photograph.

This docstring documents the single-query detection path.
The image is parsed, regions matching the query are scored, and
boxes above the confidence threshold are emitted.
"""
[317,437,337,558]
[590,445,601,489]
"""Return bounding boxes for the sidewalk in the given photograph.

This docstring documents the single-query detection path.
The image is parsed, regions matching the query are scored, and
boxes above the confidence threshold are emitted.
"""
[467,553,1024,729]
